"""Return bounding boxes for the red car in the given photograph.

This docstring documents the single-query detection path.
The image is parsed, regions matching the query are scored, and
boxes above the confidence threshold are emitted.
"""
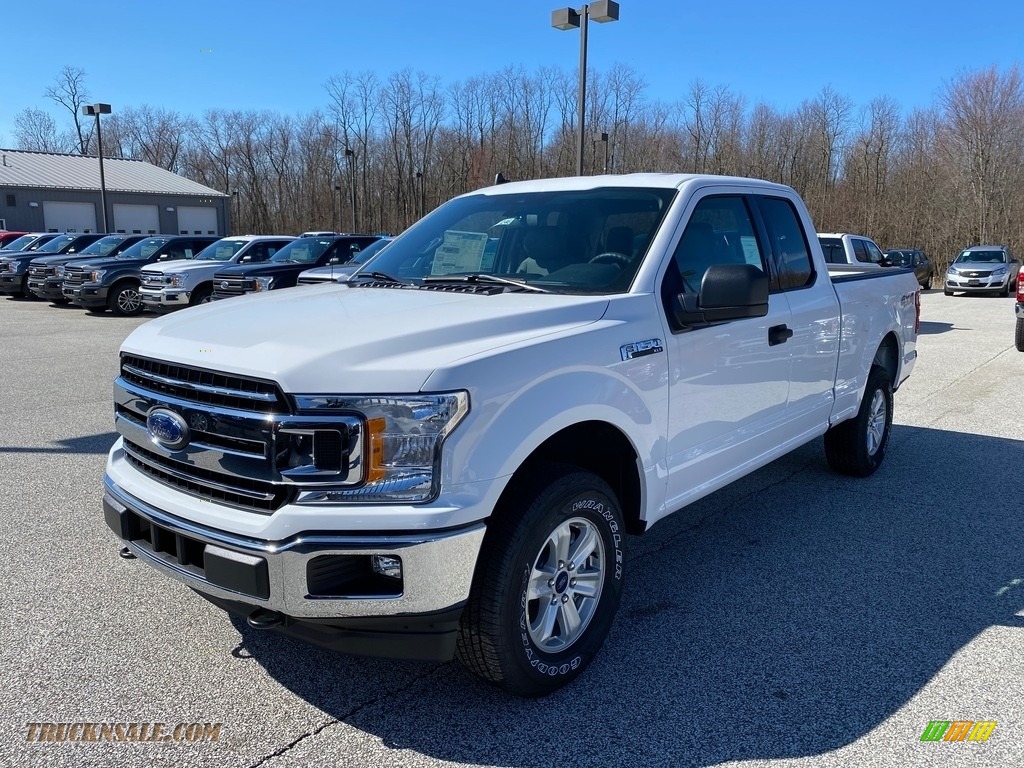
[0,231,28,249]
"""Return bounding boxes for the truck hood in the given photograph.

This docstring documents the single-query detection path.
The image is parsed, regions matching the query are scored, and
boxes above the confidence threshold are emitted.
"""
[213,261,329,278]
[29,253,100,267]
[143,258,228,274]
[121,283,610,393]
[64,256,149,271]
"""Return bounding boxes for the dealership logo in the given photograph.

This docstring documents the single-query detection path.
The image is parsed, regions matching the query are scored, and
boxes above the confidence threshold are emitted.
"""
[146,408,190,451]
[920,720,996,742]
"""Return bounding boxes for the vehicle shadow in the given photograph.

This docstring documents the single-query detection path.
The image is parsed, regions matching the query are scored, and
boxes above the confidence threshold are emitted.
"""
[227,425,1024,767]
[917,321,957,334]
[0,431,120,454]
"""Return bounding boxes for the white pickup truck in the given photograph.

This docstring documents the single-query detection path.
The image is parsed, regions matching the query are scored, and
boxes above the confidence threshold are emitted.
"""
[103,174,919,697]
[139,235,294,310]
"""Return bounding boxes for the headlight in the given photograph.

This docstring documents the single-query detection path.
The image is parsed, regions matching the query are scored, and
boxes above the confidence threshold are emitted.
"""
[55,265,65,277]
[947,267,959,276]
[170,272,189,288]
[254,276,274,292]
[90,270,106,282]
[992,266,1007,276]
[291,392,469,503]
[5,261,23,273]
[0,262,9,273]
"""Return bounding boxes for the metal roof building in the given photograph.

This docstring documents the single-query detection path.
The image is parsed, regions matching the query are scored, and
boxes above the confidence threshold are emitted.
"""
[0,149,230,235]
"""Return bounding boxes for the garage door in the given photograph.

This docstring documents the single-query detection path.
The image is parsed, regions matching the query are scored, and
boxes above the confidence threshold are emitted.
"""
[177,206,219,235]
[113,204,160,234]
[43,201,97,233]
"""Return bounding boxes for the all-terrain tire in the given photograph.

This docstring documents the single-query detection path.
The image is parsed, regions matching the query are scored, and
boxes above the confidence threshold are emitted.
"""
[108,281,144,316]
[1015,318,1024,352]
[456,464,625,697]
[824,365,893,477]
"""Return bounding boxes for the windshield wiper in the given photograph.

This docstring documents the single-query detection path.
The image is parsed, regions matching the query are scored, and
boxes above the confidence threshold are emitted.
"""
[349,271,404,285]
[422,273,550,293]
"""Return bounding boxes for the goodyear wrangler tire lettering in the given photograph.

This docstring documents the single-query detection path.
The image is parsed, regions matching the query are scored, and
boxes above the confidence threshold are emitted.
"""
[456,464,625,697]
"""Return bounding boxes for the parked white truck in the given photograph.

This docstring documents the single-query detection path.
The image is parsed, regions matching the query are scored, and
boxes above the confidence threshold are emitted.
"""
[139,235,294,310]
[103,174,919,697]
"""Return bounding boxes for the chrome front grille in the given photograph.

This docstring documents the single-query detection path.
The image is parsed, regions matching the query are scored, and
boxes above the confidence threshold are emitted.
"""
[121,354,284,413]
[115,354,365,514]
[140,272,167,287]
[63,267,87,286]
[28,265,51,278]
[213,276,249,296]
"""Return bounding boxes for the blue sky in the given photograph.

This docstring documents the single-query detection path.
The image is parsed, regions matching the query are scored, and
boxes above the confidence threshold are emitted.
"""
[3,0,1023,144]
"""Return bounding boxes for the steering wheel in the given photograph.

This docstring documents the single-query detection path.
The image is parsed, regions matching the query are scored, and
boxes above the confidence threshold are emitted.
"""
[588,252,632,269]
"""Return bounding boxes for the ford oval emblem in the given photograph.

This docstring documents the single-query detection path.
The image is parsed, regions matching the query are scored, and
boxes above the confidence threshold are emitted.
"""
[146,407,190,450]
[219,281,229,290]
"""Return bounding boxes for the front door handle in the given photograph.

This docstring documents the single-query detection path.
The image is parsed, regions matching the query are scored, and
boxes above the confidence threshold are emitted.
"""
[768,324,793,346]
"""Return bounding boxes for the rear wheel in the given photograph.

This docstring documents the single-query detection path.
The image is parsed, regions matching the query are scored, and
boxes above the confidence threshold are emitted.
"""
[109,281,144,316]
[456,465,625,697]
[1015,318,1024,352]
[824,366,893,477]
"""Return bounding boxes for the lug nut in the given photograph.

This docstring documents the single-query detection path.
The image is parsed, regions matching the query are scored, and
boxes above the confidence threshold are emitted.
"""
[561,595,569,603]
[570,578,577,587]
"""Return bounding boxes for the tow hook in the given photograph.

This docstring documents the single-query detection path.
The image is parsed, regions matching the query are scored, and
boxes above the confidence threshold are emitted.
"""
[118,546,137,560]
[247,608,285,629]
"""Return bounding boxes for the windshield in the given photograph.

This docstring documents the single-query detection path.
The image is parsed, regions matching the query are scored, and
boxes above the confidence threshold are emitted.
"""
[115,237,171,260]
[359,187,675,294]
[350,238,393,265]
[270,238,334,264]
[77,236,129,257]
[35,235,79,253]
[1,235,37,252]
[956,249,1006,264]
[195,239,248,261]
[885,250,912,266]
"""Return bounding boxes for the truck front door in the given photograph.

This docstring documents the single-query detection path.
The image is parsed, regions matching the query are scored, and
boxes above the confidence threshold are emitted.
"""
[658,192,793,512]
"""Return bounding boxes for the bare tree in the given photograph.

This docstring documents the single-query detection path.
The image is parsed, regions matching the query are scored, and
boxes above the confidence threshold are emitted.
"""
[44,66,91,154]
[12,108,72,152]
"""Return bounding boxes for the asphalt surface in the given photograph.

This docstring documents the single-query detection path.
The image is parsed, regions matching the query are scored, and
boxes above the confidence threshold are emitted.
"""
[2,289,1022,768]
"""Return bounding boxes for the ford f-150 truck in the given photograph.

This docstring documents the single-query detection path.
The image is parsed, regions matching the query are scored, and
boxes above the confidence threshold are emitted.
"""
[103,174,919,697]
[27,234,147,302]
[0,233,103,297]
[140,235,295,311]
[210,234,379,299]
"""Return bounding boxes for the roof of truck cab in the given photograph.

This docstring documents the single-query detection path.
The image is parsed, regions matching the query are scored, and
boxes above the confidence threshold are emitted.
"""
[472,173,796,196]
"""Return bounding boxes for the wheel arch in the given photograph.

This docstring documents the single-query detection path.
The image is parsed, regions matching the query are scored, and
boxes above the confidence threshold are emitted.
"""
[492,421,645,536]
[873,331,900,383]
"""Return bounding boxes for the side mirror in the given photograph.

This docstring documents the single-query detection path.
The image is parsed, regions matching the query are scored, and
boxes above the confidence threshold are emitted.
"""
[672,263,769,329]
[239,254,252,263]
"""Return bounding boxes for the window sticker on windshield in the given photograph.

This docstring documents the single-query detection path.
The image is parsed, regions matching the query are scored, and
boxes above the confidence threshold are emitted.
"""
[432,230,489,275]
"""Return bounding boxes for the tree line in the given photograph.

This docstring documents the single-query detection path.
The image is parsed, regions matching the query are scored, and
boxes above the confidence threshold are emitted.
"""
[11,63,1024,272]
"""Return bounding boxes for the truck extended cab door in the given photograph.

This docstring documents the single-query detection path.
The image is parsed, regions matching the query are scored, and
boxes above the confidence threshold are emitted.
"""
[658,192,793,512]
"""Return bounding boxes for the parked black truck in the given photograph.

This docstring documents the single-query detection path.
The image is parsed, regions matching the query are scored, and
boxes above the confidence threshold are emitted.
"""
[0,233,103,298]
[211,234,380,300]
[62,235,218,316]
[28,235,147,303]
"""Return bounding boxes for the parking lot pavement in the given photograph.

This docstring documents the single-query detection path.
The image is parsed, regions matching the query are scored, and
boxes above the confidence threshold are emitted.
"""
[1,289,1022,768]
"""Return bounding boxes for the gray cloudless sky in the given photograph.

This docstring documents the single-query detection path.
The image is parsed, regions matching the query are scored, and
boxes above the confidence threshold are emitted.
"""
[3,0,1023,144]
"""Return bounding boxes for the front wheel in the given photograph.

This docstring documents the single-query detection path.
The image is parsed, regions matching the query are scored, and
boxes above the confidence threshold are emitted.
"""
[456,465,625,697]
[1015,318,1024,352]
[824,366,893,477]
[109,282,144,316]
[189,284,213,306]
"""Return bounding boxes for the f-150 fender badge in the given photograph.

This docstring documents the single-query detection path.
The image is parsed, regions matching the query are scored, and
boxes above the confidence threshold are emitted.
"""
[147,407,190,451]
[620,339,664,361]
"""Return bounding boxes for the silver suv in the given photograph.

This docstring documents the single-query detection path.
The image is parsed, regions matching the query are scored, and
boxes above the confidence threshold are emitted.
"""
[944,245,1021,297]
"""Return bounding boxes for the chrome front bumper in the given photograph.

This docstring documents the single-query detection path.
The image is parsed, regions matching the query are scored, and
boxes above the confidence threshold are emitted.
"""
[102,475,486,620]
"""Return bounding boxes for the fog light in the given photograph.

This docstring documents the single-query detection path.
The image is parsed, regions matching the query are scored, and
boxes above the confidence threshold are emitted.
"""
[371,555,402,580]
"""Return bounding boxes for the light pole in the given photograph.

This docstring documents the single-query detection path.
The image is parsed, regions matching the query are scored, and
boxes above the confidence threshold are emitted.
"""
[232,190,239,233]
[551,1,619,176]
[344,147,356,232]
[594,131,609,174]
[333,184,342,232]
[82,103,112,232]
[415,171,424,219]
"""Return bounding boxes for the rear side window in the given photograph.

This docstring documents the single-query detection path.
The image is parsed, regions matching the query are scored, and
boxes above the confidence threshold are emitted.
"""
[818,237,844,263]
[758,197,813,289]
[852,239,870,263]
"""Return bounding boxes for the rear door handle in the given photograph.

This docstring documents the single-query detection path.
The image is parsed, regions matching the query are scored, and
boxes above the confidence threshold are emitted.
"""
[768,324,793,346]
